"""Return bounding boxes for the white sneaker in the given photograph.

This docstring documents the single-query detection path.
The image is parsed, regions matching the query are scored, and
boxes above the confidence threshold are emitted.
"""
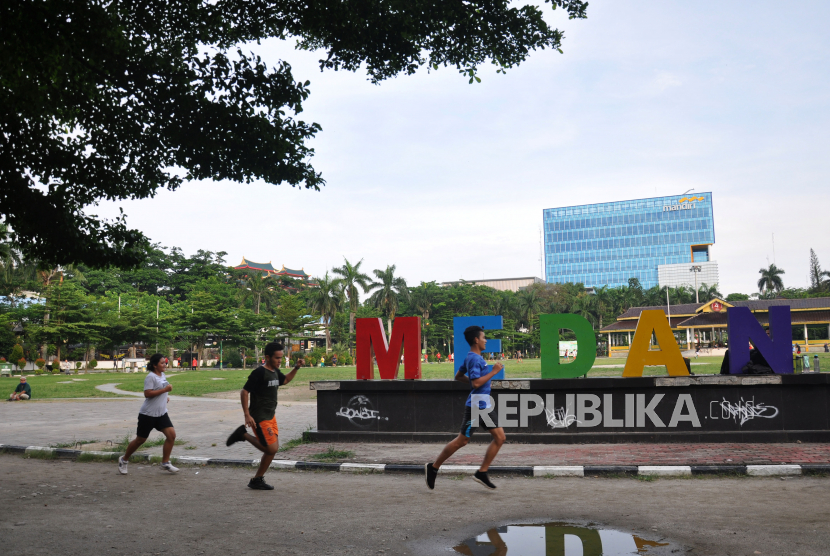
[118,456,128,475]
[161,462,179,473]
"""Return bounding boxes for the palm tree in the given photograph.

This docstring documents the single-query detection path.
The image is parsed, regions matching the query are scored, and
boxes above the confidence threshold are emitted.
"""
[331,258,371,334]
[307,272,343,352]
[592,285,612,330]
[697,283,723,302]
[574,294,597,327]
[367,265,410,335]
[240,273,277,315]
[411,281,440,352]
[516,288,542,331]
[757,264,785,296]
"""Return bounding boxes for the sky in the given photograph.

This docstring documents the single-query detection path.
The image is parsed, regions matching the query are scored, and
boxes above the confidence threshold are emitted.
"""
[92,0,830,296]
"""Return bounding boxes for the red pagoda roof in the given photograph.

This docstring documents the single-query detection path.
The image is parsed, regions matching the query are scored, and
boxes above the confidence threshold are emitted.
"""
[233,257,278,273]
[277,266,309,278]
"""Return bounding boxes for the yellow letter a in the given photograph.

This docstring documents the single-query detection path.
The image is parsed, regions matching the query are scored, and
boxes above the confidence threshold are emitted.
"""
[622,309,689,377]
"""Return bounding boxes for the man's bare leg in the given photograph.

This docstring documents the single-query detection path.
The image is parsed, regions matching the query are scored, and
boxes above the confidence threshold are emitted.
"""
[243,432,268,452]
[433,434,469,469]
[479,428,506,472]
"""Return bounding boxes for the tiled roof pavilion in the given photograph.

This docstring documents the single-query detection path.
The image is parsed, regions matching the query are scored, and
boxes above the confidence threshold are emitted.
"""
[233,258,310,279]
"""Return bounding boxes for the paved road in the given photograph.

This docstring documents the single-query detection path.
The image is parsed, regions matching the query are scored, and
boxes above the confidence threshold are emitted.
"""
[0,397,316,459]
[2,455,829,555]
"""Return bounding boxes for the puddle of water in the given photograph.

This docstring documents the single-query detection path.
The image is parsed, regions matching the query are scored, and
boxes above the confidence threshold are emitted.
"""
[453,523,669,556]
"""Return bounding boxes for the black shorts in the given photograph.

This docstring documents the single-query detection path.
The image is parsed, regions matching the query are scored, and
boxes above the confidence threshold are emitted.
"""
[460,405,500,438]
[136,413,174,438]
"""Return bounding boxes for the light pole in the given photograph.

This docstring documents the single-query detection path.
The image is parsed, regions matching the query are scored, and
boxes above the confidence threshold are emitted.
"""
[690,265,702,303]
[690,265,702,348]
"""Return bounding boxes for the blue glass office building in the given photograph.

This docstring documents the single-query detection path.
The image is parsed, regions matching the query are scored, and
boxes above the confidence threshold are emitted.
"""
[543,193,715,289]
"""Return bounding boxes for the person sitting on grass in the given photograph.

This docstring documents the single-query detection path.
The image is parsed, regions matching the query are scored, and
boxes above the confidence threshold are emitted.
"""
[8,376,31,401]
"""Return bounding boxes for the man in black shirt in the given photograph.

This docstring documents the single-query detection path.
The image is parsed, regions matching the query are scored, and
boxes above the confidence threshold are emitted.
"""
[226,342,304,490]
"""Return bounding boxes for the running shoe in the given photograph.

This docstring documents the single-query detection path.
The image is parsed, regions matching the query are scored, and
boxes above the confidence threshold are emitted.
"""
[117,456,128,475]
[226,425,247,446]
[247,476,274,490]
[161,462,179,473]
[425,462,438,490]
[473,470,496,490]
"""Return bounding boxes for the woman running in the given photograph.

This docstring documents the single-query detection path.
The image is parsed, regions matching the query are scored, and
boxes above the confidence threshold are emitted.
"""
[118,354,179,474]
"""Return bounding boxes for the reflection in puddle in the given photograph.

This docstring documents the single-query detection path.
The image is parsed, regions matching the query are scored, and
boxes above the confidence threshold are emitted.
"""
[453,523,669,556]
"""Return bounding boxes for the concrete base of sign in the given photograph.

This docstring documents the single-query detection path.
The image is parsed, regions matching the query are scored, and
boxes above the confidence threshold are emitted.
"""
[309,374,830,444]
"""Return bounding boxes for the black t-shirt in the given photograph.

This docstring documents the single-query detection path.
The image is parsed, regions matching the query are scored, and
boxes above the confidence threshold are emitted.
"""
[243,366,286,423]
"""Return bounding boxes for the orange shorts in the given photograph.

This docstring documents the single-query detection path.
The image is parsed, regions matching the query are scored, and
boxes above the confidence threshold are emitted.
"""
[255,417,279,446]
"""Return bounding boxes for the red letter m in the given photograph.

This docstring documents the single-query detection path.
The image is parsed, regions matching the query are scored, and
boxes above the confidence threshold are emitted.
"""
[356,317,422,380]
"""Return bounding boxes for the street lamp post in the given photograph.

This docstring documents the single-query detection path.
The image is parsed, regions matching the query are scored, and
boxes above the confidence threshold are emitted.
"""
[690,265,702,303]
[690,265,702,348]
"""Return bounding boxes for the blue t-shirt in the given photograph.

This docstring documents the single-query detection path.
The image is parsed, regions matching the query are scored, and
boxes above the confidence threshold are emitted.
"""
[462,352,492,409]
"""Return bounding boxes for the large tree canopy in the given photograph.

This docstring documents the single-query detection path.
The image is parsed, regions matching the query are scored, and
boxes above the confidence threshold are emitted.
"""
[1,0,588,268]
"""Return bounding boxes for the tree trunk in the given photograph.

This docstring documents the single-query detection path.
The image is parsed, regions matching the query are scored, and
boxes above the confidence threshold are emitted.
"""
[349,311,355,334]
[325,321,331,352]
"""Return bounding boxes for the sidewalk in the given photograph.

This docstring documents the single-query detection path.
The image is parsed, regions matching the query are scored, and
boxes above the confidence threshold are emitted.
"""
[278,440,830,466]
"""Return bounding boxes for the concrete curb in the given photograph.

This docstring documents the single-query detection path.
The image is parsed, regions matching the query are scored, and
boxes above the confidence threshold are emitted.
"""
[4,444,830,477]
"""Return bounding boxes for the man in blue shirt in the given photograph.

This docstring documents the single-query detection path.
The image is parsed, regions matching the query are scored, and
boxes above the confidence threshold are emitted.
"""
[425,325,505,490]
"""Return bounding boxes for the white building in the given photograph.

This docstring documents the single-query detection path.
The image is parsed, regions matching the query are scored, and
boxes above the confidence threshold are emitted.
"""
[441,277,544,293]
[658,261,720,290]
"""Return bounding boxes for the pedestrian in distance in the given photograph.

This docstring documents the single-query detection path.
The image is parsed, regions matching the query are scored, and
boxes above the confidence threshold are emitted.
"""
[226,342,304,490]
[118,354,179,475]
[425,325,506,491]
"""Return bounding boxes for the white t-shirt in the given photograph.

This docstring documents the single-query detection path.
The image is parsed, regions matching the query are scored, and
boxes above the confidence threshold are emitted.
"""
[139,372,169,417]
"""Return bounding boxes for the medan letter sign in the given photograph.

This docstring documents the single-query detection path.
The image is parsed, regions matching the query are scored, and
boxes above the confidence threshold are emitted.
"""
[453,316,505,380]
[539,313,597,378]
[354,306,794,380]
[622,309,689,377]
[356,317,421,380]
[727,305,793,374]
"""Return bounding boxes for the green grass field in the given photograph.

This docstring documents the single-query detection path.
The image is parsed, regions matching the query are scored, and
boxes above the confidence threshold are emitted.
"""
[7,353,830,400]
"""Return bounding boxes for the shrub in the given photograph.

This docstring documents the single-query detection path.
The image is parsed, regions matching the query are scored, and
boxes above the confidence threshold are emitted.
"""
[51,366,60,374]
[35,358,46,369]
[226,351,242,368]
[244,356,256,366]
[11,345,24,367]
[17,358,26,370]
[88,359,98,369]
[34,368,43,376]
[181,361,190,368]
[75,361,82,369]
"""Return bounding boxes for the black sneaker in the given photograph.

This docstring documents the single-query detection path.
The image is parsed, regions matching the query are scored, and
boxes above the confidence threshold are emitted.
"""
[474,470,496,490]
[226,425,247,447]
[425,463,438,490]
[247,476,274,490]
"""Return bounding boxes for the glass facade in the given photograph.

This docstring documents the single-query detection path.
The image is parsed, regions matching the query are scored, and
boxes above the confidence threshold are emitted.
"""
[543,193,715,289]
